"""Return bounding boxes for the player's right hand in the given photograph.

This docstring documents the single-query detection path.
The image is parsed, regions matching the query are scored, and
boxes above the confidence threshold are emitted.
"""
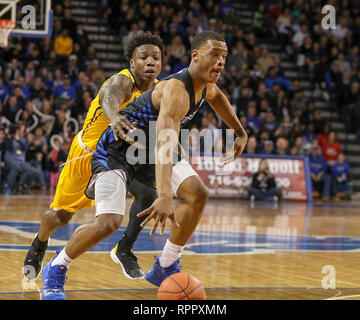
[110,114,145,149]
[137,196,180,236]
[110,114,135,141]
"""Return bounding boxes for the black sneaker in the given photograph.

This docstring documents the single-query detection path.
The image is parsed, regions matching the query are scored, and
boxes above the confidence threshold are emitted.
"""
[23,236,48,280]
[110,244,144,279]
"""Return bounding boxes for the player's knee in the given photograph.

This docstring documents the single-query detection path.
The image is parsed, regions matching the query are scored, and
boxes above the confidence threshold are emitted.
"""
[185,178,209,207]
[42,209,73,227]
[194,184,209,207]
[95,214,123,236]
[56,210,74,226]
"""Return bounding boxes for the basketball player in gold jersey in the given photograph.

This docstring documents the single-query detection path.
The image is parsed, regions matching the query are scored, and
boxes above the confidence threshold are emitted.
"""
[23,33,164,280]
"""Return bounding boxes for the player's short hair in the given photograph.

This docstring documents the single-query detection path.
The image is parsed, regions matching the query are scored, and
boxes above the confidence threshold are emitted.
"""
[190,31,225,52]
[125,32,164,61]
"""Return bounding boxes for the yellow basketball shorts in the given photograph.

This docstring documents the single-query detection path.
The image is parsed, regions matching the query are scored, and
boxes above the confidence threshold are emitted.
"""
[50,135,95,213]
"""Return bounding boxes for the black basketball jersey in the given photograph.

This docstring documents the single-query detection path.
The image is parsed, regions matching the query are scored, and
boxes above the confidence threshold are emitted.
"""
[119,67,207,129]
[90,68,207,180]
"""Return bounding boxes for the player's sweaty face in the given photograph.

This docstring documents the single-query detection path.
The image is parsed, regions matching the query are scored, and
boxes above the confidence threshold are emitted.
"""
[198,40,227,82]
[132,45,162,81]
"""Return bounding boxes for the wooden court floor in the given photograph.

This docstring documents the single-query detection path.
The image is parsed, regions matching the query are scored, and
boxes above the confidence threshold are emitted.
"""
[1,192,360,300]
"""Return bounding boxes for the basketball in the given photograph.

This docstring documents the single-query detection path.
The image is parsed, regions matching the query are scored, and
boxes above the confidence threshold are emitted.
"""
[157,273,206,300]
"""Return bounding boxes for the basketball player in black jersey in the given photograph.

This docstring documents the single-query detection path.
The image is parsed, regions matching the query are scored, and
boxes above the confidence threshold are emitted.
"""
[41,31,247,299]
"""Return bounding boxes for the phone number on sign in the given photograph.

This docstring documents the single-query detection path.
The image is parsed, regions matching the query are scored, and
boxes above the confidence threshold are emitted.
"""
[208,175,291,188]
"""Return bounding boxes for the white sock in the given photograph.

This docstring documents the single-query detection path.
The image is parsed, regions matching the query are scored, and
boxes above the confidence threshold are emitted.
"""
[159,239,184,268]
[51,248,73,268]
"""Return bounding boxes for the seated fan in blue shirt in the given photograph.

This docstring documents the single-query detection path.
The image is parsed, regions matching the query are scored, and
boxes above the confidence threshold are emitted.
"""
[308,144,331,200]
[332,153,351,200]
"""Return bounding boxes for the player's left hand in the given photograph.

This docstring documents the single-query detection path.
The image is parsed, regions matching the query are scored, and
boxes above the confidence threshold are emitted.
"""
[219,135,248,165]
[137,196,180,236]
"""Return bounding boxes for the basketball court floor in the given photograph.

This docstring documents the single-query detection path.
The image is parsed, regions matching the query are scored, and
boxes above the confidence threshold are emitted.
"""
[1,192,360,300]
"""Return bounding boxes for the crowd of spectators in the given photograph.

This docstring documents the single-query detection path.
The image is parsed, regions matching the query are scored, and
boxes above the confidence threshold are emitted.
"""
[0,0,103,194]
[0,0,358,199]
[103,0,357,198]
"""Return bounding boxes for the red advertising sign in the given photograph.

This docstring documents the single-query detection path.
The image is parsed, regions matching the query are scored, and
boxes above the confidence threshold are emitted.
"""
[188,155,311,201]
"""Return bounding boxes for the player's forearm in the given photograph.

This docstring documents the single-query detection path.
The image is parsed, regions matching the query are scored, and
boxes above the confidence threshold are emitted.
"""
[100,75,131,121]
[209,91,246,137]
[101,89,124,120]
[155,115,179,199]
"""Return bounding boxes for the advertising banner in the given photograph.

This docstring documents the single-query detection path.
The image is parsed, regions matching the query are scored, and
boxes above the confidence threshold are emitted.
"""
[189,154,312,201]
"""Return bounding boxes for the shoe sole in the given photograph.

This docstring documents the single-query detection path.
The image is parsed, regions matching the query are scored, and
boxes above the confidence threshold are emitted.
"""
[110,248,144,280]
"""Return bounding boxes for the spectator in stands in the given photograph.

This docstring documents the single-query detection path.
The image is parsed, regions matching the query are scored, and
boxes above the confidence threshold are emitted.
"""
[2,96,19,123]
[236,87,251,117]
[309,144,331,200]
[313,110,326,135]
[332,153,351,200]
[262,111,278,134]
[170,35,186,60]
[53,20,63,40]
[275,137,289,155]
[252,3,269,38]
[333,18,349,41]
[339,81,360,125]
[53,74,76,111]
[3,124,39,194]
[332,52,351,74]
[292,24,309,48]
[228,40,248,69]
[265,67,292,91]
[172,54,189,73]
[301,101,315,126]
[303,122,318,144]
[75,74,97,106]
[321,131,342,167]
[85,59,102,81]
[4,58,21,87]
[91,68,106,90]
[248,158,282,203]
[246,101,261,135]
[274,114,292,138]
[11,87,26,110]
[74,24,89,53]
[26,134,47,190]
[289,145,299,156]
[30,77,49,109]
[325,63,342,105]
[13,76,31,100]
[62,8,78,40]
[260,140,275,155]
[244,135,258,154]
[63,55,80,82]
[256,47,274,76]
[54,29,73,60]
[290,89,307,115]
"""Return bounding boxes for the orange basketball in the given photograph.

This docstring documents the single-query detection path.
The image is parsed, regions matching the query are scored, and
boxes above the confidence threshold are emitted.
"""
[157,272,206,300]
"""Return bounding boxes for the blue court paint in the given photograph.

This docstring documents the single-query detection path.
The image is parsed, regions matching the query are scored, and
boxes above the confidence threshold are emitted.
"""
[1,220,360,254]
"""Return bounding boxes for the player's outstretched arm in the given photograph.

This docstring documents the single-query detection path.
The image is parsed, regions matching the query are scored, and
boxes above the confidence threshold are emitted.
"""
[99,74,136,142]
[206,83,248,164]
[138,80,190,235]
